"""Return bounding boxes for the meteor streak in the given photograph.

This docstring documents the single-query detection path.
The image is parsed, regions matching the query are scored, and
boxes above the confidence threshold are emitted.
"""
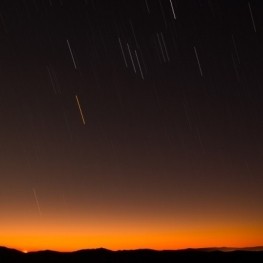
[33,188,42,216]
[75,95,86,125]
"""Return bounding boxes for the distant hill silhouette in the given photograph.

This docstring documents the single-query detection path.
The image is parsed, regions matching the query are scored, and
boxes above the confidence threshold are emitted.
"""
[1,246,263,263]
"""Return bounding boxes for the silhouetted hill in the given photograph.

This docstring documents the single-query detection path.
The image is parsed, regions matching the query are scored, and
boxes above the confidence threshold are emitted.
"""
[0,247,24,262]
[1,246,263,263]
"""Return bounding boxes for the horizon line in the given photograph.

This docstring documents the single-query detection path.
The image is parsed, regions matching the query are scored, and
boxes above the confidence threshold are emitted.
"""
[1,245,263,254]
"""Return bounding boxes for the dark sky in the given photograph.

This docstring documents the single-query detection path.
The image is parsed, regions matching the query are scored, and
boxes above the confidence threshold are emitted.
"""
[0,0,263,251]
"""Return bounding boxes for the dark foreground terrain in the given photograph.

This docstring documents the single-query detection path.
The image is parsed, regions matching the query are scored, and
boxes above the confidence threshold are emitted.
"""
[1,246,263,263]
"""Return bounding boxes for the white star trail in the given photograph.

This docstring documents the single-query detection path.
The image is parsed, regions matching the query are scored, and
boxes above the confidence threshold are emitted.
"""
[33,188,42,216]
[127,43,136,73]
[194,46,203,77]
[144,0,150,13]
[67,39,77,69]
[47,66,57,94]
[169,0,176,20]
[160,32,170,61]
[157,33,166,62]
[135,50,144,79]
[118,37,128,67]
[248,2,256,32]
[232,35,240,64]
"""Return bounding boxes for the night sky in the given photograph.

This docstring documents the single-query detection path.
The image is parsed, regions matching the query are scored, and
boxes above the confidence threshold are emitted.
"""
[1,0,263,252]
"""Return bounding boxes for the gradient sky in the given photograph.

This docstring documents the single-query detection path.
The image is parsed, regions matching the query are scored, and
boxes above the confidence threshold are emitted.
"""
[1,0,263,252]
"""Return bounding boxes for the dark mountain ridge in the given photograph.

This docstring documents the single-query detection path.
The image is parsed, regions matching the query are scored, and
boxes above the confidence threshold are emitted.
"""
[1,246,263,263]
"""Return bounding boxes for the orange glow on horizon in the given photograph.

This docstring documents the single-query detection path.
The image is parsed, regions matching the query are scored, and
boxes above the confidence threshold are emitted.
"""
[2,221,263,252]
[2,199,263,252]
